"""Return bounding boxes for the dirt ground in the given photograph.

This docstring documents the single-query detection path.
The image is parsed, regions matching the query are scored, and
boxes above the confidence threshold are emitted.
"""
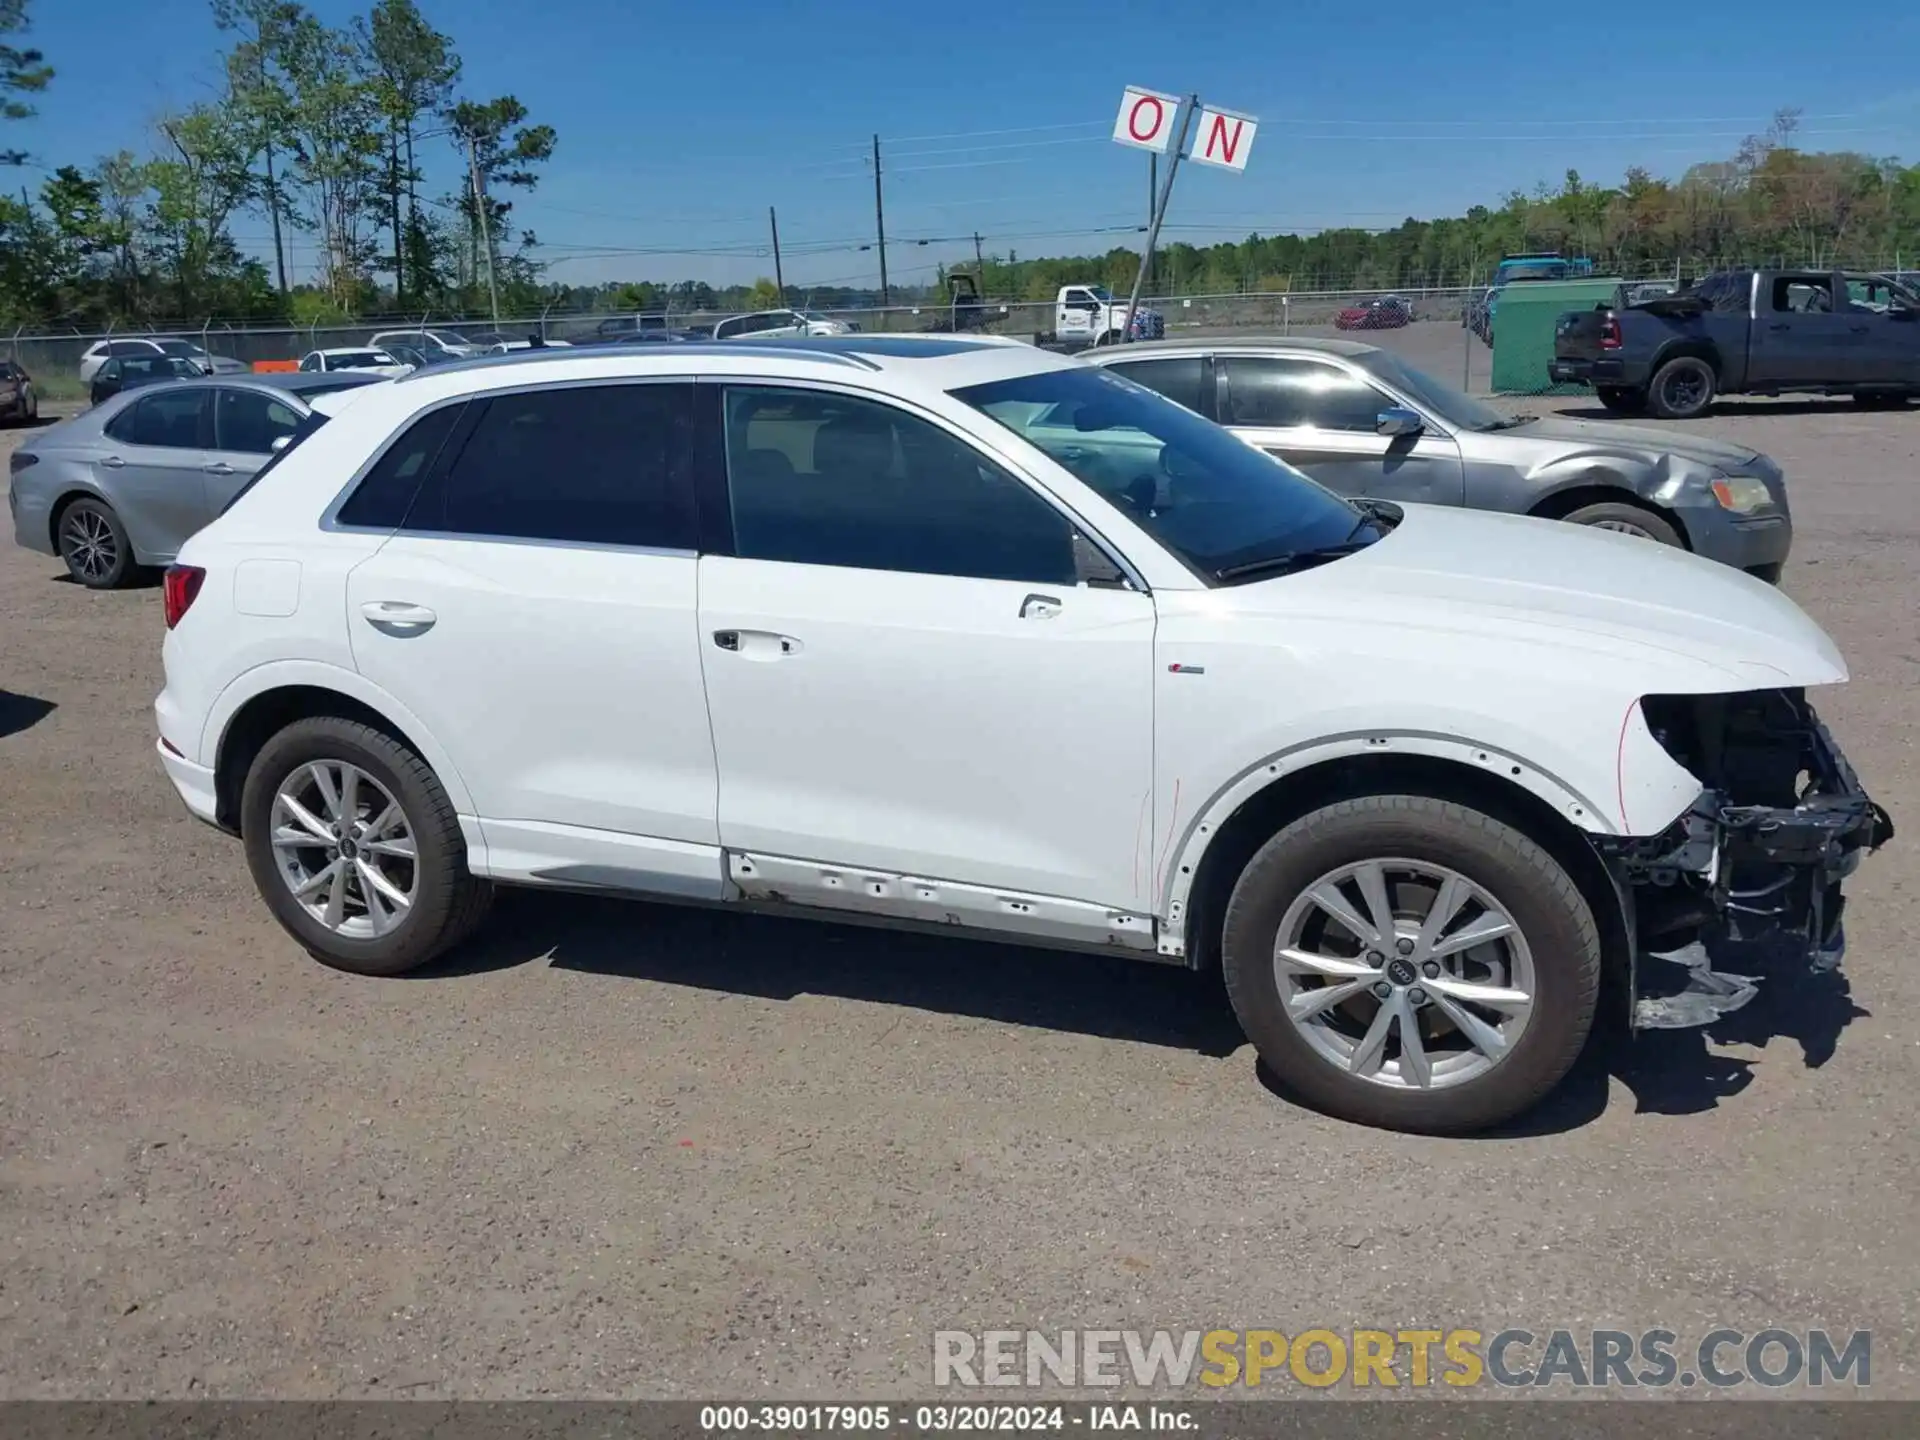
[2,387,1917,1401]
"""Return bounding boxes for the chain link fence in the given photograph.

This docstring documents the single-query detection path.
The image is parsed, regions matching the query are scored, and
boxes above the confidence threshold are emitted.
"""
[7,280,1684,404]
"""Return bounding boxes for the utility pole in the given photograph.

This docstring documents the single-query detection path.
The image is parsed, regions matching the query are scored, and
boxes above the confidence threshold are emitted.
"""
[1147,152,1157,294]
[466,130,501,329]
[972,231,985,280]
[770,207,786,304]
[872,133,890,308]
[1122,95,1198,344]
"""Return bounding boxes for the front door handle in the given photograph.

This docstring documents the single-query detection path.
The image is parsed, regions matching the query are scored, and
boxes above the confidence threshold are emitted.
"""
[99,455,126,468]
[360,600,437,636]
[1850,325,1870,334]
[202,461,236,475]
[713,630,740,651]
[1020,593,1063,620]
[1768,322,1791,331]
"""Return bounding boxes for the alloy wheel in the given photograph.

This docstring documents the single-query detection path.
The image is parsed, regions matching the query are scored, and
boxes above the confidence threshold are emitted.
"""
[270,760,419,938]
[1272,858,1536,1090]
[60,508,118,583]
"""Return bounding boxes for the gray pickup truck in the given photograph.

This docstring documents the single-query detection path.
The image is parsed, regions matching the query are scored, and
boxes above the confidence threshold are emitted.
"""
[1551,269,1920,418]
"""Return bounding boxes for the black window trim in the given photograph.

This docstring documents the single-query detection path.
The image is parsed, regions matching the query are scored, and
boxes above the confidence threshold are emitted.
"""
[692,374,1148,593]
[320,376,702,558]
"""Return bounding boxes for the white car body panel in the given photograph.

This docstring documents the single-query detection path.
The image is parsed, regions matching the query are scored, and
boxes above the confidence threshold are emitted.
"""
[159,339,1859,963]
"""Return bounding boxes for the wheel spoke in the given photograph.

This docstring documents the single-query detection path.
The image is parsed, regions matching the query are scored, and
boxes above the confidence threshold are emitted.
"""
[277,795,333,843]
[272,824,325,850]
[355,857,412,911]
[1277,946,1383,980]
[308,763,343,822]
[362,799,402,840]
[1425,974,1531,1013]
[1285,976,1374,1021]
[338,765,361,827]
[1396,997,1433,1088]
[1347,998,1396,1077]
[1306,882,1382,949]
[364,834,415,859]
[1430,991,1511,1062]
[1352,862,1398,948]
[1428,910,1515,959]
[293,858,341,899]
[322,861,349,928]
[1415,874,1468,955]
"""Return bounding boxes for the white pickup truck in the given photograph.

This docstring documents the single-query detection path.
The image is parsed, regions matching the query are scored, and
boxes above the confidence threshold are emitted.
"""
[1054,285,1165,347]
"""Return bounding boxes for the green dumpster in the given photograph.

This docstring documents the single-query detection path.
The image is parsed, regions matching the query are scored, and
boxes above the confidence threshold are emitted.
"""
[1490,278,1623,396]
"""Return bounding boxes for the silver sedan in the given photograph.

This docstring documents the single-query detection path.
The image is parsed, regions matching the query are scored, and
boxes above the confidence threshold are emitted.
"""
[7,372,385,588]
[1087,336,1792,582]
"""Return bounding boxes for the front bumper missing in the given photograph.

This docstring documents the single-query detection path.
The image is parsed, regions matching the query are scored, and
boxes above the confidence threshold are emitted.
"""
[1596,693,1894,1030]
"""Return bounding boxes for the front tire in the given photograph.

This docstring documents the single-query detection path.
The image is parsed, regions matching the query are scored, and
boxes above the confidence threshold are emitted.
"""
[241,716,493,976]
[1220,795,1600,1134]
[56,496,135,588]
[1646,355,1716,419]
[1558,500,1684,548]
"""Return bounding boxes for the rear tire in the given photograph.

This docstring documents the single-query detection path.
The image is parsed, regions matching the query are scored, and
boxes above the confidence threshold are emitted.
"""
[1219,795,1601,1134]
[56,496,135,589]
[241,716,493,976]
[1558,500,1685,548]
[1646,355,1716,419]
[1594,385,1646,416]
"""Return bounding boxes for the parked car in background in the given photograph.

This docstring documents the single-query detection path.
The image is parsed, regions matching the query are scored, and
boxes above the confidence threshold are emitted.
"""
[149,334,1889,1134]
[1334,295,1412,330]
[1467,254,1596,345]
[713,308,854,340]
[1552,268,1920,419]
[368,329,480,361]
[594,313,674,340]
[298,347,413,379]
[10,372,386,589]
[1088,336,1792,581]
[78,336,247,385]
[90,354,205,406]
[0,359,38,424]
[482,336,576,354]
[379,341,446,373]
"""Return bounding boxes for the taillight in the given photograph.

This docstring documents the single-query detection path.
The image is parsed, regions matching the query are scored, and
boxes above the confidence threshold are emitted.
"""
[1600,314,1623,350]
[163,564,205,629]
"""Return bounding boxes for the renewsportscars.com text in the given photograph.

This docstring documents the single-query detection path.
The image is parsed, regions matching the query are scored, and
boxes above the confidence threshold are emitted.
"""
[932,1328,1870,1390]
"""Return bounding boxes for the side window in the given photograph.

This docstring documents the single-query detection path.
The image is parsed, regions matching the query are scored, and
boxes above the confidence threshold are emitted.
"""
[713,317,743,339]
[108,339,152,358]
[721,385,1077,585]
[118,389,209,448]
[1222,356,1394,432]
[1104,356,1207,415]
[422,383,696,548]
[1771,277,1833,314]
[214,388,303,453]
[336,403,465,529]
[298,353,320,372]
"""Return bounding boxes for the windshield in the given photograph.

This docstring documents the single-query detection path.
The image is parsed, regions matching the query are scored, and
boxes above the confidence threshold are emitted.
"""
[1496,264,1565,285]
[1086,286,1113,302]
[797,310,829,322]
[157,339,207,358]
[953,365,1375,582]
[333,351,393,370]
[1355,350,1511,432]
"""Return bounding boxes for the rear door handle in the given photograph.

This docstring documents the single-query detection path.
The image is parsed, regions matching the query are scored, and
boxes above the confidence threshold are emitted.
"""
[202,461,236,475]
[360,600,436,636]
[1767,322,1790,331]
[1020,593,1063,620]
[712,630,740,651]
[99,455,126,468]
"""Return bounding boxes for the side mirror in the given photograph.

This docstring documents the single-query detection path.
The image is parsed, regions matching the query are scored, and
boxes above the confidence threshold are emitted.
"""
[1376,406,1424,438]
[270,435,292,452]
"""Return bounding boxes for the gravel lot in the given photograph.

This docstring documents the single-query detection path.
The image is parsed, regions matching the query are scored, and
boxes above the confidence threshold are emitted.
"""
[2,385,1916,1401]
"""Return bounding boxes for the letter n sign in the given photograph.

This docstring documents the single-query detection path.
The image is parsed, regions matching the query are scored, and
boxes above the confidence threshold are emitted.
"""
[1112,87,1180,153]
[1189,107,1258,171]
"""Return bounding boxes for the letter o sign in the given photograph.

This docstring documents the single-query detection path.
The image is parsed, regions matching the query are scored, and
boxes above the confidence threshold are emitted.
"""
[1128,95,1164,143]
[1113,86,1178,153]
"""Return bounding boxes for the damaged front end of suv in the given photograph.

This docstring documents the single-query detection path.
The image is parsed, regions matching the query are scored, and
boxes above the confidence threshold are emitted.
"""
[1597,688,1894,1028]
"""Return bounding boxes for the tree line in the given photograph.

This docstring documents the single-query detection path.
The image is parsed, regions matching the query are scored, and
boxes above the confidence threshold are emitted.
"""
[2,1,1917,332]
[0,0,555,328]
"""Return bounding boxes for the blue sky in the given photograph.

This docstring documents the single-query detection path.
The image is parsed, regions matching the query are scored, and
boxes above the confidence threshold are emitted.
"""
[16,0,1920,291]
